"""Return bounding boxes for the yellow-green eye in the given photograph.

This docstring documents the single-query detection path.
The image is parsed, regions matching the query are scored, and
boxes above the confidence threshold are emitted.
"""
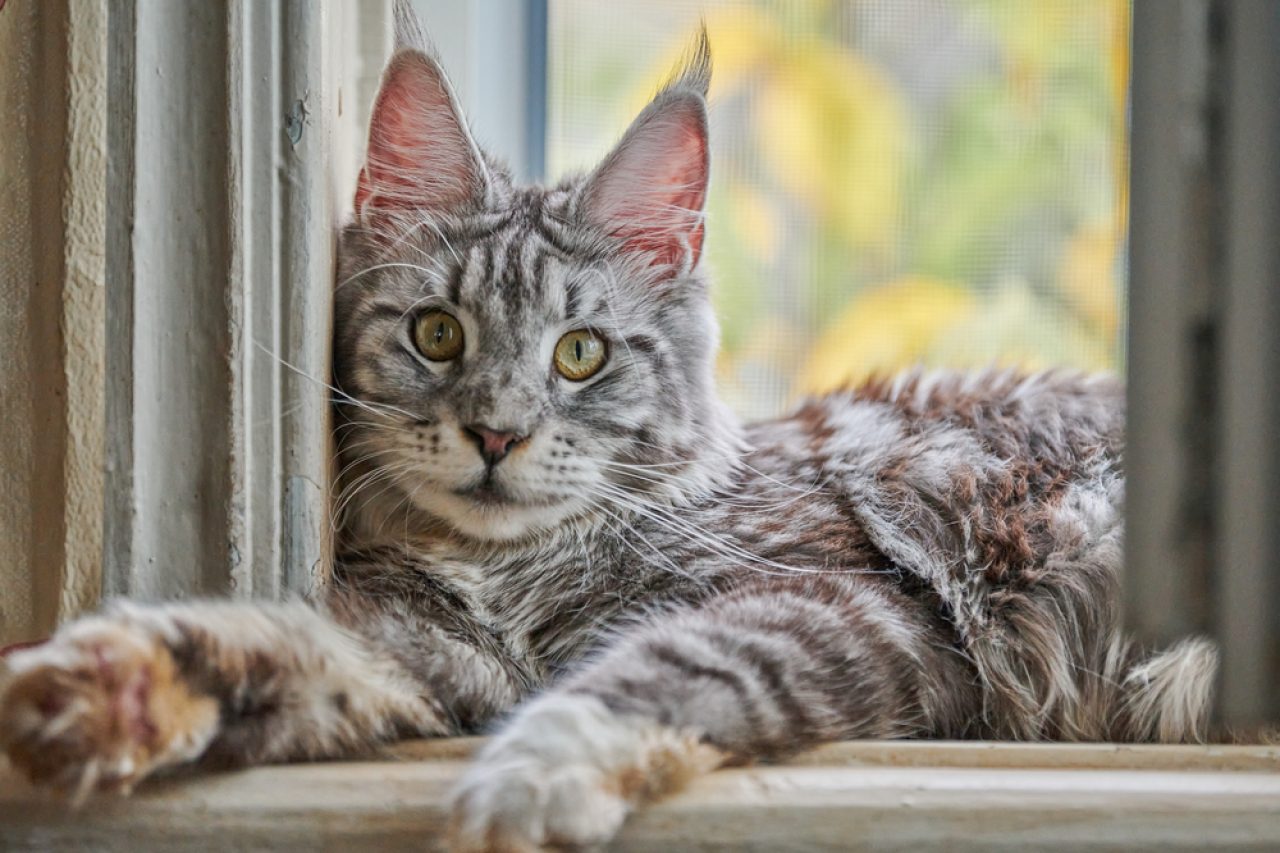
[414,310,464,361]
[554,330,607,381]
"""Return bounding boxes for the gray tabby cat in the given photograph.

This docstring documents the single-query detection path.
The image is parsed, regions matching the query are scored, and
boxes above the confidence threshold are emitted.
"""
[1,5,1215,850]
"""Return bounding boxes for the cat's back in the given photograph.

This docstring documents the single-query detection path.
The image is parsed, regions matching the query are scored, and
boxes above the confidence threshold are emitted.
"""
[755,368,1122,475]
[747,369,1124,589]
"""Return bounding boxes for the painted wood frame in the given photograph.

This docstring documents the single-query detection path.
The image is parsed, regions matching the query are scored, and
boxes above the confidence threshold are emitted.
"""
[2,739,1279,850]
[102,0,335,603]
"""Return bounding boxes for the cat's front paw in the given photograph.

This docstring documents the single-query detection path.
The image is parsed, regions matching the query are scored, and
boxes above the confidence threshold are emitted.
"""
[448,694,722,852]
[0,617,218,797]
[451,751,627,852]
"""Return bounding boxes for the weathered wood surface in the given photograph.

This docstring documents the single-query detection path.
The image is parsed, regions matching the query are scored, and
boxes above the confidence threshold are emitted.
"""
[3,739,1280,851]
[0,0,107,646]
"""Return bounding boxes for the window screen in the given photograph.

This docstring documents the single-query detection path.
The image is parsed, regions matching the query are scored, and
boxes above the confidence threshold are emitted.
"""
[548,0,1130,419]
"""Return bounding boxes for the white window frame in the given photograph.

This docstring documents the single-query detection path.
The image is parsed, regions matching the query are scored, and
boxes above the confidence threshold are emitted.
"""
[96,0,333,604]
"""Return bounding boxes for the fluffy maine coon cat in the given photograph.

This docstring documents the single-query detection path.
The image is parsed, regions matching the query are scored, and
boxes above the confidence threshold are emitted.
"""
[1,5,1215,850]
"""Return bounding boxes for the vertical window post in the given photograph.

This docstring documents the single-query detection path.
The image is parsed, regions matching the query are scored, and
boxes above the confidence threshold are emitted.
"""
[103,0,334,604]
[1128,0,1280,726]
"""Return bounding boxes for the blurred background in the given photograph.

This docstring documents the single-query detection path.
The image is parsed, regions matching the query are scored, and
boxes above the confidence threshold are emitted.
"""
[547,0,1130,418]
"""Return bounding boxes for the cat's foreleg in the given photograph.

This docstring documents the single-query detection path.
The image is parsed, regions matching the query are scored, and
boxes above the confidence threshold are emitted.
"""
[450,575,954,851]
[0,600,444,795]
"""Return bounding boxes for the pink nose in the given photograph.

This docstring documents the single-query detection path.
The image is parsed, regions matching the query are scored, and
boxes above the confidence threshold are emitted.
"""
[463,424,524,465]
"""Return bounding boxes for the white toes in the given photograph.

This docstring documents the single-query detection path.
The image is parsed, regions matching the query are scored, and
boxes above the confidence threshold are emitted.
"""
[451,757,627,851]
[541,762,629,845]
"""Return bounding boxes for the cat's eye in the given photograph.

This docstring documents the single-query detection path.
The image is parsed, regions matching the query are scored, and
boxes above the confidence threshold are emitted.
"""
[414,310,465,361]
[554,330,607,381]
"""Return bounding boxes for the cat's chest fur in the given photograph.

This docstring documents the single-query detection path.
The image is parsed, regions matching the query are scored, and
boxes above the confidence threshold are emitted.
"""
[374,496,872,674]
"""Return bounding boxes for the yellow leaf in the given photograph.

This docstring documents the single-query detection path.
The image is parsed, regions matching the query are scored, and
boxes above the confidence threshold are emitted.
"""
[1058,226,1120,336]
[755,49,908,252]
[796,278,976,396]
[724,184,781,263]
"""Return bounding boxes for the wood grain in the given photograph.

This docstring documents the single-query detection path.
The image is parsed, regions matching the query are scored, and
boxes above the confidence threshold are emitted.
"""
[3,739,1279,851]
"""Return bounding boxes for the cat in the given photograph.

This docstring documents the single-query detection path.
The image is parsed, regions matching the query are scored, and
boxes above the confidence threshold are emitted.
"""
[0,3,1216,850]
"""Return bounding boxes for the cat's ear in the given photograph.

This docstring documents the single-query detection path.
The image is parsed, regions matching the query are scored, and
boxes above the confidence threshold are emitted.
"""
[354,42,487,217]
[580,32,711,276]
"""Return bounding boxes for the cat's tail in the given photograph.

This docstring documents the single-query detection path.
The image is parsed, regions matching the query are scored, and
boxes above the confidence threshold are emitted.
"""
[1117,636,1218,743]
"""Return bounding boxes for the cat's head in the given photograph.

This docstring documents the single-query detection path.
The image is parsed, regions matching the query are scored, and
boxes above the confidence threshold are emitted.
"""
[334,8,740,543]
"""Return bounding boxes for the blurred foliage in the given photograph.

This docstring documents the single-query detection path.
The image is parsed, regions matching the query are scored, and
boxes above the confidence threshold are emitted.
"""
[550,0,1131,418]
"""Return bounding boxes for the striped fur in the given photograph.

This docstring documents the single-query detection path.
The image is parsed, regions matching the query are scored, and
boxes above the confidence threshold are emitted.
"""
[0,7,1215,850]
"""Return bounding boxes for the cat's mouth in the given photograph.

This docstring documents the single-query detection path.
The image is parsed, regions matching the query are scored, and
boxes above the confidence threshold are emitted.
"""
[456,481,514,507]
[452,475,564,512]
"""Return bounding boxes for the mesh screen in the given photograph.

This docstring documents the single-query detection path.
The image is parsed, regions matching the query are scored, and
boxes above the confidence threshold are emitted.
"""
[548,0,1129,419]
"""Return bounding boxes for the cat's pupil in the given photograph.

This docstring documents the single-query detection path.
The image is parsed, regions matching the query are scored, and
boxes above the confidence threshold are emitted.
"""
[574,339,583,362]
[434,324,444,343]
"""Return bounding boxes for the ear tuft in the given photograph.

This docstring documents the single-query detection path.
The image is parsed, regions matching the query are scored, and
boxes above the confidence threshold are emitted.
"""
[354,49,486,217]
[663,22,712,99]
[392,0,429,54]
[581,32,713,277]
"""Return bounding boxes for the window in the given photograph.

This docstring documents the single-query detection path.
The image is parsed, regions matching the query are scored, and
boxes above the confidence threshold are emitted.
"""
[548,0,1129,418]
[1,0,1279,847]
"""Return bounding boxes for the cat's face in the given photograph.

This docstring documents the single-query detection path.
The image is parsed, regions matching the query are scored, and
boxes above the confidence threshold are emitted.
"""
[334,38,736,542]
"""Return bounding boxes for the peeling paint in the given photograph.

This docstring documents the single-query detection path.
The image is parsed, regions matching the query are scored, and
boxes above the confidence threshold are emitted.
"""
[285,96,309,147]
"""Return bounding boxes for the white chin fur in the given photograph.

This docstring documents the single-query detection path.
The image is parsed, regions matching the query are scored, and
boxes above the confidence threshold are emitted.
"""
[413,489,584,542]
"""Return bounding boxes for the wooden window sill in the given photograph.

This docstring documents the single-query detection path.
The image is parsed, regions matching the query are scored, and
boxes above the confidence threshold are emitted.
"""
[2,739,1279,851]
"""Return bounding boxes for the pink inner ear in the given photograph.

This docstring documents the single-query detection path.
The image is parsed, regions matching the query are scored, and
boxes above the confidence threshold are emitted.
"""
[587,98,710,272]
[355,52,479,215]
